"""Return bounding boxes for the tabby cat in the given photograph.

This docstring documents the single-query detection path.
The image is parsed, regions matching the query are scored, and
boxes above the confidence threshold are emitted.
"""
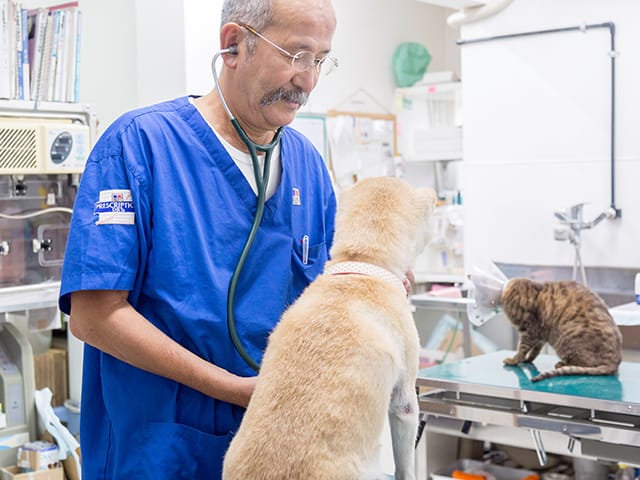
[502,278,622,382]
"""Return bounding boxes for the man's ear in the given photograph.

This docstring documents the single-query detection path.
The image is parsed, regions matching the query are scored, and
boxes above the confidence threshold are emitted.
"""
[219,23,244,64]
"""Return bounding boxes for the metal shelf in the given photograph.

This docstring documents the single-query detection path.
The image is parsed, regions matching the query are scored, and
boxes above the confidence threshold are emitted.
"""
[416,0,486,8]
[0,282,61,314]
[0,99,97,142]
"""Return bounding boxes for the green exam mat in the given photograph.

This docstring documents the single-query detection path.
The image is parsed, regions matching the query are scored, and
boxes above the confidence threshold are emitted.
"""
[418,350,640,405]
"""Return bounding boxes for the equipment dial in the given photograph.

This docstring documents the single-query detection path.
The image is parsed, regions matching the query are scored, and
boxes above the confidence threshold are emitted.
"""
[50,131,74,164]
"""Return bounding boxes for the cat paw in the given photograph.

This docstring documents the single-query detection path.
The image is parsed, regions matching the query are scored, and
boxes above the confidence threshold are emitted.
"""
[503,357,519,365]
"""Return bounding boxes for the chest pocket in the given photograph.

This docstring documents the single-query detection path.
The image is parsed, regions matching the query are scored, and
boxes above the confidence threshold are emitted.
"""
[289,235,328,303]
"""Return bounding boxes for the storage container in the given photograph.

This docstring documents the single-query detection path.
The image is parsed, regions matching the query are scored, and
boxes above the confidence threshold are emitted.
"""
[431,459,540,480]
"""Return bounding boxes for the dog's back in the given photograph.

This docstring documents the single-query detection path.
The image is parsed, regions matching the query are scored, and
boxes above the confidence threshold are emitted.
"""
[223,177,436,480]
[223,275,415,479]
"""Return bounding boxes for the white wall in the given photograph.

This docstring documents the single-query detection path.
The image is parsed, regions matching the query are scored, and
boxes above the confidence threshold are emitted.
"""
[76,0,459,132]
[75,0,138,134]
[182,0,459,114]
[183,0,223,96]
[460,0,640,271]
[75,0,187,132]
[134,0,187,106]
[307,0,458,114]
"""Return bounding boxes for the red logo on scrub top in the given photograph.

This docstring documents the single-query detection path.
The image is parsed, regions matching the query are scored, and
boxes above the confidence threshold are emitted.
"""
[292,188,301,206]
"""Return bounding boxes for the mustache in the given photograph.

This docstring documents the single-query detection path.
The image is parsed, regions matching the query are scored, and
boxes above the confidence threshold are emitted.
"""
[260,87,309,107]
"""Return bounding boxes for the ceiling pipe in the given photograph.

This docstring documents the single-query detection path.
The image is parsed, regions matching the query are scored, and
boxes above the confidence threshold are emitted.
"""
[457,22,621,219]
[447,0,514,28]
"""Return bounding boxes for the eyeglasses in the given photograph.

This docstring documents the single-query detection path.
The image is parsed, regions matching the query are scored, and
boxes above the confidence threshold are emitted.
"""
[240,24,338,76]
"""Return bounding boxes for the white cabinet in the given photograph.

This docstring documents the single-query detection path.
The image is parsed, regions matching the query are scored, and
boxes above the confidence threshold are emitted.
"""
[395,80,464,279]
[396,81,462,163]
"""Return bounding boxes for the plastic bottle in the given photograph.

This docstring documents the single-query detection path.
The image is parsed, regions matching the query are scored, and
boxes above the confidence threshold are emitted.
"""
[615,464,635,480]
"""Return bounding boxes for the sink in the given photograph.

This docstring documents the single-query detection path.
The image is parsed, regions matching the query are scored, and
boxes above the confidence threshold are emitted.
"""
[494,263,640,349]
[494,263,636,308]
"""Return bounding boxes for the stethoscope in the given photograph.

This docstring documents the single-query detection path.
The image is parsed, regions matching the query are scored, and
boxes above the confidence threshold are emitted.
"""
[211,47,284,372]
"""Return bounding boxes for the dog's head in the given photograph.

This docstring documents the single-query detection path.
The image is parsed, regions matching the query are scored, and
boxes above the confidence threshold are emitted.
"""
[330,177,437,276]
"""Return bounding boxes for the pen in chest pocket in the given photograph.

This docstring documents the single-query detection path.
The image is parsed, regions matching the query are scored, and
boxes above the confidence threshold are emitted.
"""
[301,235,309,265]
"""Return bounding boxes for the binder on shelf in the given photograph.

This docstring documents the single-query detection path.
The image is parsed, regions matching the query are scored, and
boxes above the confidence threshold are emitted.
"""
[0,0,12,99]
[54,8,68,101]
[27,7,47,101]
[19,6,30,100]
[7,0,19,100]
[70,9,80,102]
[0,0,80,103]
[36,9,54,102]
[63,7,77,102]
[15,4,23,100]
[45,8,61,101]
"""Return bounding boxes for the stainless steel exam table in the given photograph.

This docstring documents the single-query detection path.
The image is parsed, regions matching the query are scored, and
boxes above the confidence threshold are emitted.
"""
[417,350,640,471]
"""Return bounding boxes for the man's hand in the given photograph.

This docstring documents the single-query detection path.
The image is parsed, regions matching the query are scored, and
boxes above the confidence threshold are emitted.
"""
[403,270,415,297]
[234,375,259,408]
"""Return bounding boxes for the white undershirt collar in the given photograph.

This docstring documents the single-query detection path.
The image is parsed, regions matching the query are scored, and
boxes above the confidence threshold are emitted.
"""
[189,97,281,199]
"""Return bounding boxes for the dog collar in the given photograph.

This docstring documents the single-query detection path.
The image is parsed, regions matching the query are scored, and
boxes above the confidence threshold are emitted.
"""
[324,261,407,295]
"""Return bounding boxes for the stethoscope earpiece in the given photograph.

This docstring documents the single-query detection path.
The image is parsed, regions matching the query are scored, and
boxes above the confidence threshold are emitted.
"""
[221,45,238,55]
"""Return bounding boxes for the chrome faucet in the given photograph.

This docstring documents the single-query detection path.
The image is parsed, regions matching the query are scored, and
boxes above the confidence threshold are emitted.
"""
[553,203,617,285]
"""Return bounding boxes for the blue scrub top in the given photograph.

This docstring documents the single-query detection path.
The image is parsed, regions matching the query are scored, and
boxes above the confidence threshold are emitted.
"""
[59,96,336,479]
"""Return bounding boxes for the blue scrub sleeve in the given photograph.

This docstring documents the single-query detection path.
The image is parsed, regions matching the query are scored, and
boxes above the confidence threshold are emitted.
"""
[59,127,150,314]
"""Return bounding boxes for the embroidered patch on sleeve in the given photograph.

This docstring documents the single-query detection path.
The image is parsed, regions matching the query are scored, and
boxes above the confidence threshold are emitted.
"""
[94,189,136,225]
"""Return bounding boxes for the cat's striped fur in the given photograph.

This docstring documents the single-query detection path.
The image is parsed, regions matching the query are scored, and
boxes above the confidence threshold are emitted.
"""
[502,278,622,382]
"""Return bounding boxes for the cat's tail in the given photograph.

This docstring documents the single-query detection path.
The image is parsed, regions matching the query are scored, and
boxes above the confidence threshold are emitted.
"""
[531,365,617,382]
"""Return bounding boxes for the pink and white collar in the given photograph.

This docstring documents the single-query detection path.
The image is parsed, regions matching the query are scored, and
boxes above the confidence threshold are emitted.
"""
[324,261,406,294]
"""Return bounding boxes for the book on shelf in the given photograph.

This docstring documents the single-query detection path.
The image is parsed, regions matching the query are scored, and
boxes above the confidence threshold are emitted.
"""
[44,7,61,101]
[49,8,64,101]
[19,6,30,100]
[0,0,81,103]
[27,6,47,101]
[14,2,22,99]
[0,0,11,99]
[71,9,80,102]
[64,6,78,102]
[35,6,54,102]
[2,0,17,99]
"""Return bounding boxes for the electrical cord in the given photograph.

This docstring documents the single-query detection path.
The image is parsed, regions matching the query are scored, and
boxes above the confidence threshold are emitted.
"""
[0,207,73,219]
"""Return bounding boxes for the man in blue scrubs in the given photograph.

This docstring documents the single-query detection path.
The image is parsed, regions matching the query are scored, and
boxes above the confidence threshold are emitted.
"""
[59,0,338,477]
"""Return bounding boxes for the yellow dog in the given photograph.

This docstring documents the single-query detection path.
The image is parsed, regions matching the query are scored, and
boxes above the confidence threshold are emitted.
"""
[223,177,436,480]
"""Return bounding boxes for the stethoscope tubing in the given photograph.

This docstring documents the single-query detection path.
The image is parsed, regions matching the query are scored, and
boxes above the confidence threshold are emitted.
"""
[212,48,283,372]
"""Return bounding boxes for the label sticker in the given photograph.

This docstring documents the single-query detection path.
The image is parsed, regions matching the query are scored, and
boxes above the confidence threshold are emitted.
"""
[94,189,135,225]
[292,187,301,206]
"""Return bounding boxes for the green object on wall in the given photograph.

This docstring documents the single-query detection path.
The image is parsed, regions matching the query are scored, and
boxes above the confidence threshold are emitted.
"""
[393,42,432,88]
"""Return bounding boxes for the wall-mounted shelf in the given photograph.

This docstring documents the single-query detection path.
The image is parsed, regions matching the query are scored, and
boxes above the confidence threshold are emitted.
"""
[396,80,461,98]
[403,127,463,162]
[0,282,60,314]
[414,272,466,284]
[405,157,463,164]
[0,100,96,136]
[396,81,462,162]
[417,0,485,8]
